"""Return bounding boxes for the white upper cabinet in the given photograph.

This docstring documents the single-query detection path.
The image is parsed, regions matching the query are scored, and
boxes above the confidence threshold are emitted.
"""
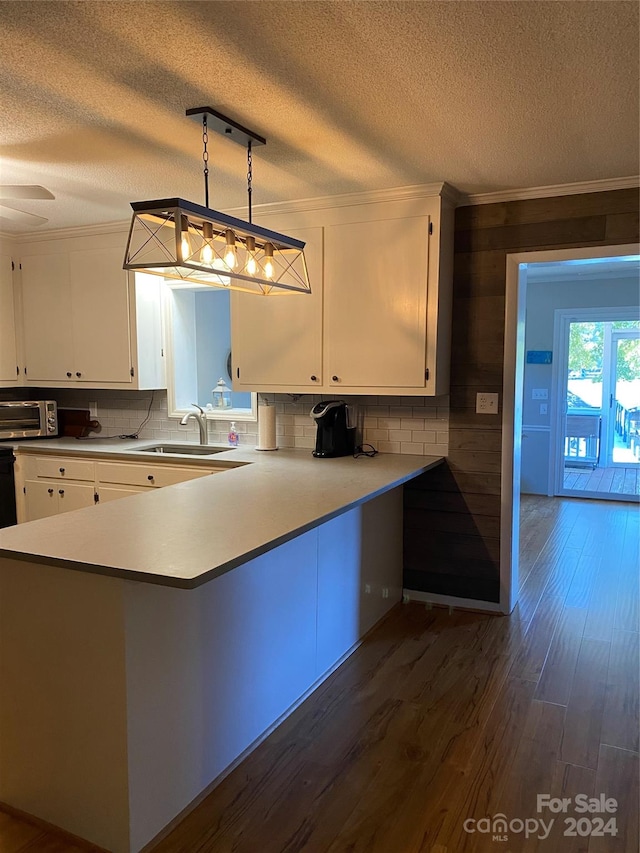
[0,250,19,385]
[231,226,324,389]
[21,253,75,382]
[68,248,132,383]
[325,215,429,388]
[230,186,454,396]
[18,244,165,390]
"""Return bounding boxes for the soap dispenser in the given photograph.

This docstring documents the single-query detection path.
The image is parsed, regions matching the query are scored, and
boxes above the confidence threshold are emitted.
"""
[228,421,239,447]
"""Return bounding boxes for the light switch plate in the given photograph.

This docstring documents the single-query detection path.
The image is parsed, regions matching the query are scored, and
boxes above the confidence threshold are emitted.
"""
[476,392,499,414]
[540,403,548,415]
[532,388,548,400]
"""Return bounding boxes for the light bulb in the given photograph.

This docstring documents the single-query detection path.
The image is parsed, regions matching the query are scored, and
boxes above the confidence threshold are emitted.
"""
[263,242,275,280]
[224,229,237,270]
[180,216,192,261]
[201,221,214,265]
[245,236,257,276]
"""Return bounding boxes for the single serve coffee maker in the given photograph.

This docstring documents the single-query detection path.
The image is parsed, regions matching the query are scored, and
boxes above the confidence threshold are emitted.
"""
[310,400,356,458]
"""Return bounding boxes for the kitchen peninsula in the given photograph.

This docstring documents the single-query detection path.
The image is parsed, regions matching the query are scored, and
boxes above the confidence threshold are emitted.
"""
[0,441,442,852]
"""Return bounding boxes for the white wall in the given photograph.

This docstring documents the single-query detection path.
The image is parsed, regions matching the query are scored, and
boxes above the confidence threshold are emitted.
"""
[521,271,639,494]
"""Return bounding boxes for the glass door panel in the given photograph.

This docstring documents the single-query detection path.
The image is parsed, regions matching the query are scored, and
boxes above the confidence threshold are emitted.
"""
[610,330,640,466]
[564,321,603,469]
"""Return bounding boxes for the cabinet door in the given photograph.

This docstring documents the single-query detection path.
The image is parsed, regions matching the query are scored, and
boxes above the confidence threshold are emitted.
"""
[20,254,74,382]
[69,248,132,383]
[24,479,60,521]
[98,485,150,503]
[325,216,429,388]
[0,253,18,383]
[56,482,96,513]
[231,226,323,388]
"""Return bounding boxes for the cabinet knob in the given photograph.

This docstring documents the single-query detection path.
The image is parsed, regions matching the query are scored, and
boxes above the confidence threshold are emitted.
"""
[48,488,54,495]
[332,375,339,382]
[76,372,82,378]
[66,372,72,378]
[147,474,154,481]
[59,467,65,474]
[58,489,64,496]
[310,375,317,382]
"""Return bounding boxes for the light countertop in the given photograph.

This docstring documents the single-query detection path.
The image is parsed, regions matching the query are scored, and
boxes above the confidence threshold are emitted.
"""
[0,439,443,589]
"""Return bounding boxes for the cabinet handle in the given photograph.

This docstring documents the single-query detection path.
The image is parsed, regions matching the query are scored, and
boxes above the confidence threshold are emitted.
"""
[76,372,82,378]
[59,467,65,474]
[332,375,339,382]
[48,488,54,495]
[58,489,64,496]
[310,375,317,382]
[66,372,72,378]
[147,474,154,481]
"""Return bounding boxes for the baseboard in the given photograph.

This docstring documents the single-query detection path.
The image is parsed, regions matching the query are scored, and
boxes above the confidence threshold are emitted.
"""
[0,801,110,852]
[402,588,504,614]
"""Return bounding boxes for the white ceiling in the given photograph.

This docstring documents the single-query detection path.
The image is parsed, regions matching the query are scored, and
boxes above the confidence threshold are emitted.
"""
[1,0,638,232]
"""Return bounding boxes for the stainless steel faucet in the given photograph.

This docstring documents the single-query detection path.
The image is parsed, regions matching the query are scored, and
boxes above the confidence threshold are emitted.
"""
[180,404,208,445]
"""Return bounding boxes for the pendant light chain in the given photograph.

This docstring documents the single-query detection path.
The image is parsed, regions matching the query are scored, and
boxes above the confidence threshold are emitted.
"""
[247,140,253,224]
[202,115,210,208]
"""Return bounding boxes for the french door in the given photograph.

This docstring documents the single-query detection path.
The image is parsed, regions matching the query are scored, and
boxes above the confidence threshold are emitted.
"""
[553,307,640,500]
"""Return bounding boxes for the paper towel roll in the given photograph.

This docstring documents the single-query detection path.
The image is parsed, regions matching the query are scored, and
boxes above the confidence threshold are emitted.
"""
[256,403,278,451]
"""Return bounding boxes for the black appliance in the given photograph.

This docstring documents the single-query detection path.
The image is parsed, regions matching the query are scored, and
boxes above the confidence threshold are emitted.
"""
[310,400,355,458]
[0,446,17,528]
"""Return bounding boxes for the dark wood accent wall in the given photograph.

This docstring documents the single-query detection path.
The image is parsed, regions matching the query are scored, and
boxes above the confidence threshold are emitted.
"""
[404,187,639,603]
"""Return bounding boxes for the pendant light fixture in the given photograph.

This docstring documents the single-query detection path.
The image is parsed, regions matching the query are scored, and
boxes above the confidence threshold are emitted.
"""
[123,107,311,296]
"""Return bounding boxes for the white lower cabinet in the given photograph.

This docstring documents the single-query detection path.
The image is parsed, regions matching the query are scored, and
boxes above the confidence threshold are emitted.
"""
[24,479,96,521]
[18,453,217,522]
[97,485,151,503]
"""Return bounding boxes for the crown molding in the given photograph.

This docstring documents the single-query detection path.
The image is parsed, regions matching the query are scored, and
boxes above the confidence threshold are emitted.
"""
[463,175,639,206]
[5,177,637,241]
[236,181,462,217]
[11,219,131,244]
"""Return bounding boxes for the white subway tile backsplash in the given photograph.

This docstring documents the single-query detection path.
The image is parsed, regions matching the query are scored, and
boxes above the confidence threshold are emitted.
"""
[50,389,449,457]
[411,430,437,443]
[388,429,413,442]
[400,442,425,455]
[377,417,401,429]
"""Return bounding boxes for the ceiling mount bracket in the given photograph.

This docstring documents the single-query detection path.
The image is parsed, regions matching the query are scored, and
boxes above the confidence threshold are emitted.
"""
[185,107,266,148]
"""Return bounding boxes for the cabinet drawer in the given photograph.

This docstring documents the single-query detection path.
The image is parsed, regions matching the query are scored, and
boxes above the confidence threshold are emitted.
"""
[35,457,95,482]
[96,461,211,488]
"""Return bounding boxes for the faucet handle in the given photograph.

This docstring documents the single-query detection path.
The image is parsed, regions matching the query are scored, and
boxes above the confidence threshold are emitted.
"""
[191,403,205,415]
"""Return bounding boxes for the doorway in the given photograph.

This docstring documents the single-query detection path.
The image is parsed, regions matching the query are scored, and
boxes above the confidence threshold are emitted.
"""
[501,243,640,614]
[552,308,640,499]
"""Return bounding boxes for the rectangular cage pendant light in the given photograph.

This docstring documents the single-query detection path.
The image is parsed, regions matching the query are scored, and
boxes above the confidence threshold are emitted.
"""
[124,198,310,295]
[123,107,311,296]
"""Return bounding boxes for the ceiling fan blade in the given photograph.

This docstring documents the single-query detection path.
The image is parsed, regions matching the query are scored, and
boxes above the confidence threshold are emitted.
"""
[0,203,49,226]
[0,185,55,200]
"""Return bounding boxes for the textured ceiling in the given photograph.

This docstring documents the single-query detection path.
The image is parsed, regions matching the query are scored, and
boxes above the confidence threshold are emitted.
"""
[0,0,638,232]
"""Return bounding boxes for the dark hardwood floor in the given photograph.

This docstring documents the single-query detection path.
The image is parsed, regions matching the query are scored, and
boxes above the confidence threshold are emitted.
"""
[2,495,638,852]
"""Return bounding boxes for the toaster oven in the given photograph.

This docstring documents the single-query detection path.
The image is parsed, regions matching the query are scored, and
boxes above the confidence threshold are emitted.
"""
[0,400,58,439]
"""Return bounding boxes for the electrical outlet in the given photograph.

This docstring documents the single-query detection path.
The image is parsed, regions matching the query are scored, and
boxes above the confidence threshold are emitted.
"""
[364,583,371,594]
[532,388,548,400]
[89,401,98,418]
[540,403,548,415]
[382,587,389,599]
[476,392,499,414]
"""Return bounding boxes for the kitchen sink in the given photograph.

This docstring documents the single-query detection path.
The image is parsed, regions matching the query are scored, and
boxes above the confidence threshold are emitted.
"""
[137,444,233,456]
